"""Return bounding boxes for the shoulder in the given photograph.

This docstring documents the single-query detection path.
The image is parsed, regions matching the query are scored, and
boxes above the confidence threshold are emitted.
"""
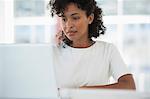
[94,41,119,57]
[93,41,118,58]
[95,41,116,50]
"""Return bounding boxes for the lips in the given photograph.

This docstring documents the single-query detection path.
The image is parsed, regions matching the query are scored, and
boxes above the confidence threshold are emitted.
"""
[67,31,77,36]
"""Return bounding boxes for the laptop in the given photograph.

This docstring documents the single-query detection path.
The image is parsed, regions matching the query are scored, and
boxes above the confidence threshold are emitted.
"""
[1,44,150,99]
[0,44,60,99]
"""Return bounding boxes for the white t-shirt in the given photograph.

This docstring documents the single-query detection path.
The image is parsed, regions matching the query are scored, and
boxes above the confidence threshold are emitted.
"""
[52,41,131,88]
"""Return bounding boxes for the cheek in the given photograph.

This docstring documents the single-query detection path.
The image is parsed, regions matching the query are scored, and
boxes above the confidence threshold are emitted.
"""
[75,20,83,28]
[60,23,66,31]
[60,24,67,36]
[76,21,88,31]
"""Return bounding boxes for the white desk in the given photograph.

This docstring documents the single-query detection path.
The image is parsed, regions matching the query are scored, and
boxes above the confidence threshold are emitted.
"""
[0,89,149,99]
[60,89,150,99]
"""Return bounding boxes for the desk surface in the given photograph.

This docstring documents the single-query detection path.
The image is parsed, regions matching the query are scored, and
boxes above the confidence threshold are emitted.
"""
[1,89,150,99]
[60,89,150,99]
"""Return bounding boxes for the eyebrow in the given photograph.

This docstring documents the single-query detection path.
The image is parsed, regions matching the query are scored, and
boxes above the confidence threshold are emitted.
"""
[61,13,79,17]
[71,13,79,16]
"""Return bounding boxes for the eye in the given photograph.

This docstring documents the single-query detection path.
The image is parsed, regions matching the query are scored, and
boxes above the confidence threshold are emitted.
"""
[62,18,67,22]
[73,16,80,20]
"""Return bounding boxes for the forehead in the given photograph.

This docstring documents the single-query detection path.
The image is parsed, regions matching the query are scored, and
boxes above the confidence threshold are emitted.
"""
[63,3,86,17]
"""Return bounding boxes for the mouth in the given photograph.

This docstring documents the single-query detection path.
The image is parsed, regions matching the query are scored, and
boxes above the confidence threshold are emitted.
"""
[67,31,77,36]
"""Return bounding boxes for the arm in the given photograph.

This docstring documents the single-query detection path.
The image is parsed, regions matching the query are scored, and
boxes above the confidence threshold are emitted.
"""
[80,74,136,90]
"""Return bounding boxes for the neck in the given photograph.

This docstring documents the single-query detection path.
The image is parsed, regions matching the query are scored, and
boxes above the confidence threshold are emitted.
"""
[71,39,94,48]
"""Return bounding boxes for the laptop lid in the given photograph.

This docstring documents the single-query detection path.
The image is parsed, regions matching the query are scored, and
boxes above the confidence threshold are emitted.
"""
[0,44,59,98]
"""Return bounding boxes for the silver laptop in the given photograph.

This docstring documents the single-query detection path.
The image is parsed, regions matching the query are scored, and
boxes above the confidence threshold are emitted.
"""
[0,44,60,99]
[1,44,150,99]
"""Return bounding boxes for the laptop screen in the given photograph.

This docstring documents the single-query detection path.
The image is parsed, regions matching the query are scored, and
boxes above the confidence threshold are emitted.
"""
[0,44,59,98]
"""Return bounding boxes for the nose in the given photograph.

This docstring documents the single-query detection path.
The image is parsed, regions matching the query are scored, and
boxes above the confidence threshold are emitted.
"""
[65,19,73,29]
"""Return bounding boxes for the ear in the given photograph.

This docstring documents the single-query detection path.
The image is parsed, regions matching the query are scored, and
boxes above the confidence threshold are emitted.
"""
[88,13,94,24]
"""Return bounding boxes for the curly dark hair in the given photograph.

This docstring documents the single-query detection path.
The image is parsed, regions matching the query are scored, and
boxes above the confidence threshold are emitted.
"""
[48,0,106,45]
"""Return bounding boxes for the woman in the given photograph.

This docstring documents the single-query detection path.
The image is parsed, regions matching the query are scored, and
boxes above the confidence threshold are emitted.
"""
[48,0,136,89]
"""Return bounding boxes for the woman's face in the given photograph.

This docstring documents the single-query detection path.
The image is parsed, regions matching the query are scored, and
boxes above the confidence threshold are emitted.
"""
[60,3,94,43]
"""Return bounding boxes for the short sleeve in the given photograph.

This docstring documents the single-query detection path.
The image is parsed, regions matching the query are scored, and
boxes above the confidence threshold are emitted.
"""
[109,44,131,81]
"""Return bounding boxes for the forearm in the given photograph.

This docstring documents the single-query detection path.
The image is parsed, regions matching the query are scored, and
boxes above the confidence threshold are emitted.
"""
[80,74,136,90]
[80,82,135,90]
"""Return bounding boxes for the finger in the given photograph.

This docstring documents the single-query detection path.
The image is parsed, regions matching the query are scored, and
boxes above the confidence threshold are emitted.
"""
[55,31,63,46]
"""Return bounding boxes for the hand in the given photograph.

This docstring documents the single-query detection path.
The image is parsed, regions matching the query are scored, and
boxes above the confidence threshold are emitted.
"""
[80,86,92,89]
[55,31,64,46]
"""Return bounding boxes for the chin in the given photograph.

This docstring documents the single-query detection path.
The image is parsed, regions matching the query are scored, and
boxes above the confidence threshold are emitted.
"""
[66,36,74,41]
[68,38,74,41]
